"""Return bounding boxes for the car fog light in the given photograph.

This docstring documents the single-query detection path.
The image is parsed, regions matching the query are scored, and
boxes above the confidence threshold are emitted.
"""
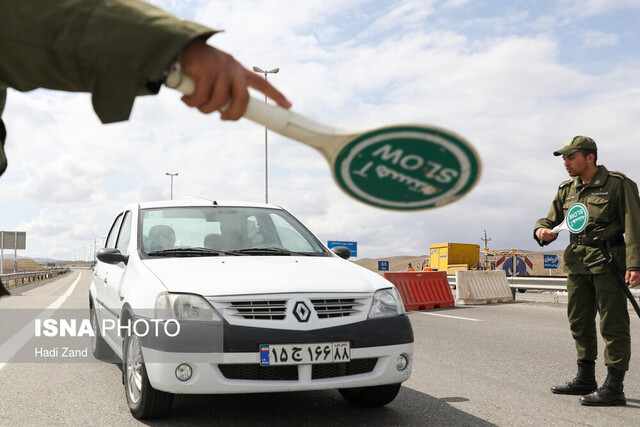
[176,364,193,381]
[396,354,409,371]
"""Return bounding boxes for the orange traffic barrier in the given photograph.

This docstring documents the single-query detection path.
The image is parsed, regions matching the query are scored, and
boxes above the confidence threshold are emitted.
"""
[383,271,454,311]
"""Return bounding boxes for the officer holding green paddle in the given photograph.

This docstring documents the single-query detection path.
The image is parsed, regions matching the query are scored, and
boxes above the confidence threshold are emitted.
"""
[534,136,640,406]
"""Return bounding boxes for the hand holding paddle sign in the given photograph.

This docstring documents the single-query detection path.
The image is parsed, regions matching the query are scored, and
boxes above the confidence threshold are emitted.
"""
[166,67,481,211]
[551,203,588,234]
[536,202,588,242]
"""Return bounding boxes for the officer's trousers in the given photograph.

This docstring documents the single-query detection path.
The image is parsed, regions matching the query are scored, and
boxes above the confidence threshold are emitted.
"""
[567,273,631,371]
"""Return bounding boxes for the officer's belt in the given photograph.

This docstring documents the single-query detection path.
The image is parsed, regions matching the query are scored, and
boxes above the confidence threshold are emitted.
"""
[569,234,625,247]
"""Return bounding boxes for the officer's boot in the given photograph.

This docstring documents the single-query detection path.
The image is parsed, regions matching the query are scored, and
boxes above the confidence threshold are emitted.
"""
[551,360,598,395]
[579,366,626,406]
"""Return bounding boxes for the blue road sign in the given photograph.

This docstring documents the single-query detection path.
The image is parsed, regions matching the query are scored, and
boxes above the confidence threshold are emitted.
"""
[502,256,527,276]
[378,260,389,271]
[327,241,358,257]
[544,254,560,269]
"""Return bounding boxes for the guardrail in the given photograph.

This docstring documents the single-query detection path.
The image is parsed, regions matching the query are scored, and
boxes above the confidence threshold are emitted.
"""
[446,274,640,298]
[0,268,70,289]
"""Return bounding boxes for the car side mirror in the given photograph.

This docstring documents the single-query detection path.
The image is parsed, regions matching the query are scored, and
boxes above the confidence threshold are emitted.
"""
[331,246,351,260]
[96,248,128,265]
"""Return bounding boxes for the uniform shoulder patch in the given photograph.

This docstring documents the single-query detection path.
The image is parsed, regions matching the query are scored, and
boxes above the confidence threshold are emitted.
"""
[609,171,627,180]
[558,179,572,189]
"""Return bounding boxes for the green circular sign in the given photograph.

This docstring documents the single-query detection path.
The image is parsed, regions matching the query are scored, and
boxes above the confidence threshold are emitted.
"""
[333,126,481,210]
[566,202,588,234]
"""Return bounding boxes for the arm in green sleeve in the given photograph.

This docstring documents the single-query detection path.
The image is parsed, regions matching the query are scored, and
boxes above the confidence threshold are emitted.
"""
[0,0,217,123]
[620,178,640,270]
[533,190,564,246]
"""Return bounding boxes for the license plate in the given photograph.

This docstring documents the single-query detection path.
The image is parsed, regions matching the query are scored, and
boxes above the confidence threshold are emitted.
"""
[259,342,350,366]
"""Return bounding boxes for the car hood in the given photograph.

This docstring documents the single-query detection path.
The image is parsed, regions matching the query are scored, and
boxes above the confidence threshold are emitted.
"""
[141,256,391,296]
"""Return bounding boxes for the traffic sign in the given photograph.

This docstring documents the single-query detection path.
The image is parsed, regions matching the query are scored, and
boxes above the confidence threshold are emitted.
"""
[378,260,389,271]
[0,231,26,250]
[500,256,530,276]
[544,254,560,269]
[334,127,481,210]
[327,241,358,257]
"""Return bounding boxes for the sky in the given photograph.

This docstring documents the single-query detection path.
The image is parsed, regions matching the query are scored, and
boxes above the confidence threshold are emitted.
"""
[1,0,640,261]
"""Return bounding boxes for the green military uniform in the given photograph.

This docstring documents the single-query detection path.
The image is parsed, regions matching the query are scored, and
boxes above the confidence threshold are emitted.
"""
[0,0,217,177]
[534,144,640,372]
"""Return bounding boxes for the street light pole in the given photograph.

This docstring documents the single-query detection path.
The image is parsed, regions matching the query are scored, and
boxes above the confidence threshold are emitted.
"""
[165,172,179,200]
[252,66,279,204]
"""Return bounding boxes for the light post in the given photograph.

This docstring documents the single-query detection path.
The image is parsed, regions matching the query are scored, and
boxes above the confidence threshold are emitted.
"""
[165,172,178,200]
[252,66,279,203]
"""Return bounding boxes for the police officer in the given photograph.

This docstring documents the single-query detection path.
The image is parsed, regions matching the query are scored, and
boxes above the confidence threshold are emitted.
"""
[0,0,291,178]
[534,136,640,406]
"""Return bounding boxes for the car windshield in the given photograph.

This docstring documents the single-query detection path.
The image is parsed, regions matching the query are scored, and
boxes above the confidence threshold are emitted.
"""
[140,206,328,257]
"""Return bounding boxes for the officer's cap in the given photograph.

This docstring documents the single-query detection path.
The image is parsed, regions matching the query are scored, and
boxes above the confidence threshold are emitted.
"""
[553,136,598,156]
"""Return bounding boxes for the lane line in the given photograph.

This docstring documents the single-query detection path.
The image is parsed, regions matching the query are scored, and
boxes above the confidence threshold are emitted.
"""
[414,311,480,322]
[0,273,82,372]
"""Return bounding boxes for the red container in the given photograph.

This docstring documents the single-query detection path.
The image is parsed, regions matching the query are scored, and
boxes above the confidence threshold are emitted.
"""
[383,271,454,311]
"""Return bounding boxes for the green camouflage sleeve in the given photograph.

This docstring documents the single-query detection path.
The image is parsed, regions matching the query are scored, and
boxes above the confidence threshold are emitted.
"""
[533,187,566,246]
[0,0,216,123]
[620,178,640,270]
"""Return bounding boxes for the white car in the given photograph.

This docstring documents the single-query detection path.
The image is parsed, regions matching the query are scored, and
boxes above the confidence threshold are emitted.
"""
[89,200,413,419]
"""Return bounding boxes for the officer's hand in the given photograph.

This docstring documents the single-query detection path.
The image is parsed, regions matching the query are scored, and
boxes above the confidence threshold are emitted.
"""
[625,270,640,288]
[535,228,557,242]
[179,39,291,120]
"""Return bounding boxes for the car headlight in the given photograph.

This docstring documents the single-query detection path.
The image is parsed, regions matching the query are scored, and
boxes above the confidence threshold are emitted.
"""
[368,288,405,319]
[155,292,222,321]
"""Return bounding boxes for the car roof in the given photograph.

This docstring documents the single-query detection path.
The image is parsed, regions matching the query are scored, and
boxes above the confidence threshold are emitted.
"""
[124,200,281,211]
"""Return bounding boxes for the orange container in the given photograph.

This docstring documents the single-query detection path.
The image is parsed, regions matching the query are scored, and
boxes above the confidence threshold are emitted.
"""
[383,271,454,311]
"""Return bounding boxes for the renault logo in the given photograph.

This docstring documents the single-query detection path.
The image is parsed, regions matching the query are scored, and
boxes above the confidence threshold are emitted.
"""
[293,302,311,322]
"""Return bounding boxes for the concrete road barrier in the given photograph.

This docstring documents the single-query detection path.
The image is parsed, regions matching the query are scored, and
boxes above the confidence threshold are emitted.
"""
[455,270,512,304]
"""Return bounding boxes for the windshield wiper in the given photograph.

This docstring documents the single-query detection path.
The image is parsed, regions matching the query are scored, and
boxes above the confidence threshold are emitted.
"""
[147,247,234,257]
[226,247,308,256]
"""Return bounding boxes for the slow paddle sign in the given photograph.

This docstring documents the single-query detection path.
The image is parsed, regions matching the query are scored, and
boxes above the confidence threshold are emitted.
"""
[334,126,481,210]
[552,202,588,234]
[166,68,482,211]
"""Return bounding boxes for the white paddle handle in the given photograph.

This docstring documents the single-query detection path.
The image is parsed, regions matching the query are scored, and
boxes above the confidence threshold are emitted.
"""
[551,223,564,234]
[165,67,346,156]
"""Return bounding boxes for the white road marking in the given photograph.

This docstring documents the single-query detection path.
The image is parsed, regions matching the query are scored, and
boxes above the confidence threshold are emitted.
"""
[414,311,480,321]
[0,274,82,372]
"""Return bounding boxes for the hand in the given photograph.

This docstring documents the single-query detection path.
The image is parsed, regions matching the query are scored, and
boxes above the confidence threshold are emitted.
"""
[179,39,291,120]
[625,270,640,288]
[535,228,557,242]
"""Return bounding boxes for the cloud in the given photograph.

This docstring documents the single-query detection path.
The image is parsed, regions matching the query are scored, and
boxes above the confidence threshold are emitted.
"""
[581,30,619,47]
[2,1,640,261]
[560,0,640,17]
[442,0,472,8]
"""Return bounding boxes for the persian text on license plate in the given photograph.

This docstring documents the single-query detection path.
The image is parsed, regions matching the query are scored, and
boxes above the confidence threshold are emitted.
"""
[259,342,350,366]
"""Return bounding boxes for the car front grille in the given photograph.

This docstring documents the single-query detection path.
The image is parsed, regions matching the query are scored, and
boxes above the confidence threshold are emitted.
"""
[310,298,363,318]
[209,296,370,321]
[311,358,377,379]
[218,364,298,381]
[228,300,287,320]
[218,358,378,381]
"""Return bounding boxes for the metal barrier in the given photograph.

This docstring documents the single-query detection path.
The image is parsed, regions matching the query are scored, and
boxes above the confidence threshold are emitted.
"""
[446,275,640,297]
[0,269,70,290]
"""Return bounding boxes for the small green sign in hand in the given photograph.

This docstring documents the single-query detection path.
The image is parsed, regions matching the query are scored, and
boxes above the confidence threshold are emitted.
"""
[552,202,588,234]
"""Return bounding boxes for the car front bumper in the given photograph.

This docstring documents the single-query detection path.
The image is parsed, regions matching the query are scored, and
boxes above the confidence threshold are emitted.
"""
[141,315,414,394]
[144,342,413,394]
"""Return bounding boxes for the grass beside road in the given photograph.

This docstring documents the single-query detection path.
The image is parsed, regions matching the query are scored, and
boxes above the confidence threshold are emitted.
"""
[1,259,44,272]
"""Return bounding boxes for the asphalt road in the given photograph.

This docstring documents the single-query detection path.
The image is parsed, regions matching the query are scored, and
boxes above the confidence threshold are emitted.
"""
[1,271,639,426]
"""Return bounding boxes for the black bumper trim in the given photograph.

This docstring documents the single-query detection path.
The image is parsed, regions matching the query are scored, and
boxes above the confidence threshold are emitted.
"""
[224,316,414,353]
[138,315,414,353]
